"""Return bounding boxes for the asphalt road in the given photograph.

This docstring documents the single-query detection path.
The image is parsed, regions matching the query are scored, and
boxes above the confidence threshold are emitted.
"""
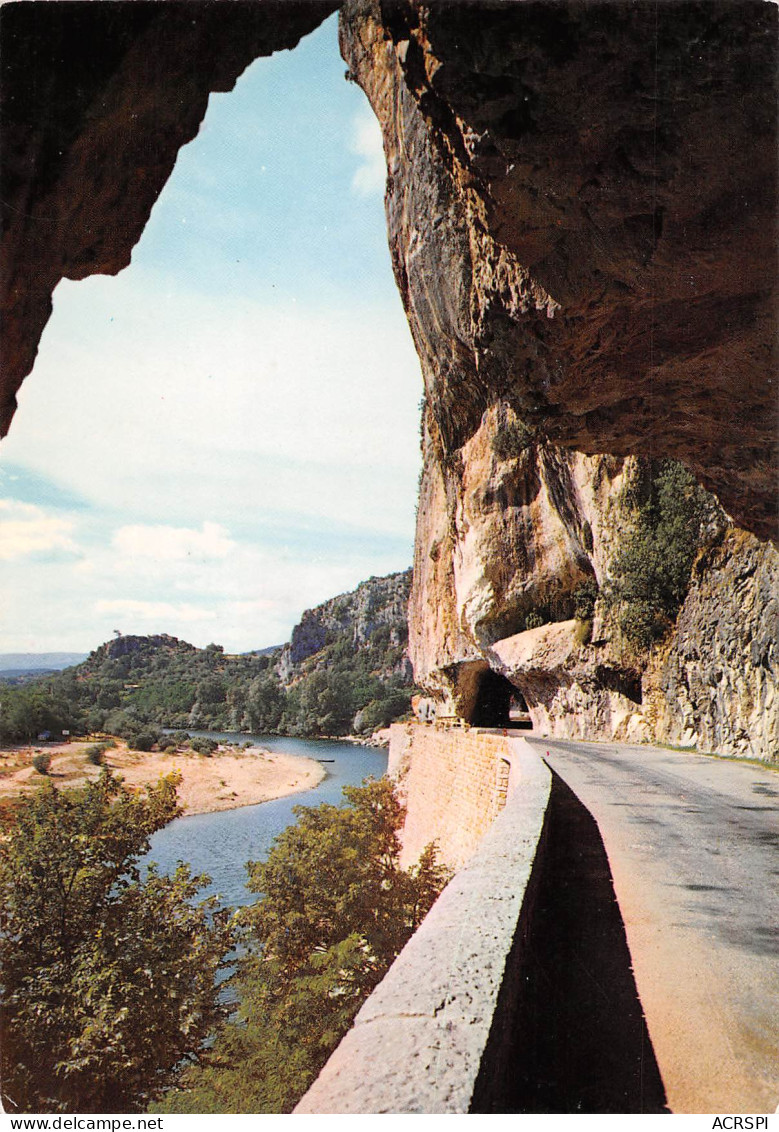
[527,736,779,1114]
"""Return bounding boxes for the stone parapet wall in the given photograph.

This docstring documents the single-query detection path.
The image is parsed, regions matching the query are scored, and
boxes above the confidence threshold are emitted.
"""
[296,739,551,1114]
[388,722,518,870]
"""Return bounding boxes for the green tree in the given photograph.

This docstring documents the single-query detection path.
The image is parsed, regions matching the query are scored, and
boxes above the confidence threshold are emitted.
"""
[605,461,710,648]
[158,778,449,1114]
[246,676,286,733]
[0,771,233,1113]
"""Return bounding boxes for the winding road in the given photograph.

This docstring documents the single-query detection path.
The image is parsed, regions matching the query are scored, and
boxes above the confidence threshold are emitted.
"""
[527,736,779,1114]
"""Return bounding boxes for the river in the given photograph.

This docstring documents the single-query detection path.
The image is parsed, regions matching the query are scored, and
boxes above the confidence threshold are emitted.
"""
[146,731,388,909]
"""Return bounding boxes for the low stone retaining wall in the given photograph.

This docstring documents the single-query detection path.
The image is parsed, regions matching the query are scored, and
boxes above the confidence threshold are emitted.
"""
[295,737,551,1114]
[388,722,521,870]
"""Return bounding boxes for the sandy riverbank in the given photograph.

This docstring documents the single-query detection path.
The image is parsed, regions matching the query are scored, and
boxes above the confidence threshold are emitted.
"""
[0,739,326,817]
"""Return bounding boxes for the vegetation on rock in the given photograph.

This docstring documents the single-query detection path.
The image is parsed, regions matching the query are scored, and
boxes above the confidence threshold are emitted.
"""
[605,461,715,649]
[491,415,536,461]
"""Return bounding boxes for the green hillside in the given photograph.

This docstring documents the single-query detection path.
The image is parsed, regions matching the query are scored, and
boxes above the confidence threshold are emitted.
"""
[0,573,417,746]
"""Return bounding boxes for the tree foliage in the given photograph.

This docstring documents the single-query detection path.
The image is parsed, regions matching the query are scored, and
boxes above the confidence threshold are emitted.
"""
[2,618,416,744]
[157,779,450,1114]
[605,460,711,648]
[0,684,80,746]
[0,771,233,1113]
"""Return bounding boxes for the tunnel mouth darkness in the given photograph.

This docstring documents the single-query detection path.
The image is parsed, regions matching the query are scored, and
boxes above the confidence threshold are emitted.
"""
[471,768,668,1114]
[471,669,527,728]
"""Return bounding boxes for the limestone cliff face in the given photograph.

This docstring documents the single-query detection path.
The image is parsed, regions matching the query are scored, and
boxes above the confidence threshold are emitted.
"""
[278,570,413,684]
[409,392,779,758]
[341,0,777,543]
[411,406,779,759]
[342,1,777,759]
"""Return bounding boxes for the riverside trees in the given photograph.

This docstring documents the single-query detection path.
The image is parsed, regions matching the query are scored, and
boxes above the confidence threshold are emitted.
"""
[0,624,416,743]
[1,767,447,1114]
[157,779,450,1113]
[0,771,233,1113]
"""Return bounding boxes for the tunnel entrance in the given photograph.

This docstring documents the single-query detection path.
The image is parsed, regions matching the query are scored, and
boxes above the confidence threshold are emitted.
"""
[470,669,513,727]
[470,669,531,729]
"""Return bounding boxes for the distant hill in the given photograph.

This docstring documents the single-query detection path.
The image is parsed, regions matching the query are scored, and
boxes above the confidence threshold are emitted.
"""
[280,570,413,679]
[0,572,416,744]
[0,652,87,672]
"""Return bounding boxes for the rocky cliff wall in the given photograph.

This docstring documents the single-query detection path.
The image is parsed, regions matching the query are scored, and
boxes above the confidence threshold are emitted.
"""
[409,407,779,759]
[277,569,413,683]
[342,1,778,759]
[341,0,777,543]
[645,531,778,759]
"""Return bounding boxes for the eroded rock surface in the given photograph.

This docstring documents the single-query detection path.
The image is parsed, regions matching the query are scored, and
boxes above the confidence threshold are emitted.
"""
[0,0,335,434]
[409,404,778,759]
[341,0,777,542]
[342,0,777,758]
[645,531,778,759]
[278,569,413,682]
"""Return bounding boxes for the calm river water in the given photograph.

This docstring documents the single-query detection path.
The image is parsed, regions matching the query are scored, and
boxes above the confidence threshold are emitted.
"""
[146,731,388,910]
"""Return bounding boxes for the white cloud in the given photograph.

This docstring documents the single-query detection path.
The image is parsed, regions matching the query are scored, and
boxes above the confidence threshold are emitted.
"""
[0,499,79,560]
[95,600,217,624]
[113,521,235,561]
[350,111,386,196]
[2,272,422,537]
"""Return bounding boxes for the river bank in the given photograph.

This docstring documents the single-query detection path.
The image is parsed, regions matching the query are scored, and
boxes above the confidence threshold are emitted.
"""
[0,738,326,816]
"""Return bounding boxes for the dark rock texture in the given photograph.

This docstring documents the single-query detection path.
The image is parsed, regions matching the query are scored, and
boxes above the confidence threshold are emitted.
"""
[341,0,777,543]
[0,0,335,435]
[645,530,778,758]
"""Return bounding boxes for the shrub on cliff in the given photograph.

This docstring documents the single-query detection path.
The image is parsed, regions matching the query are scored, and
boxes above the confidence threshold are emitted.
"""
[0,770,233,1113]
[491,416,535,461]
[156,778,450,1114]
[574,579,599,621]
[605,461,710,648]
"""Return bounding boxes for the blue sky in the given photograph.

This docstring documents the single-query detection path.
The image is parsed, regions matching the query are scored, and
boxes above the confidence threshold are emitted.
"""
[0,16,422,654]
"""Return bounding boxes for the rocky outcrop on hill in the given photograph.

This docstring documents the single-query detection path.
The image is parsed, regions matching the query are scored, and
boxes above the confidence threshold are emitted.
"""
[85,634,196,667]
[278,570,413,683]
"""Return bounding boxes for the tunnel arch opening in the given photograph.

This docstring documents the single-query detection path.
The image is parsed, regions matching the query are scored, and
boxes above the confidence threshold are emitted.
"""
[471,669,531,729]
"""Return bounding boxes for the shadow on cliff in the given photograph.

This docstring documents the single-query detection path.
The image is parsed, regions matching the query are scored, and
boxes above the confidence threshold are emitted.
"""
[471,769,669,1114]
